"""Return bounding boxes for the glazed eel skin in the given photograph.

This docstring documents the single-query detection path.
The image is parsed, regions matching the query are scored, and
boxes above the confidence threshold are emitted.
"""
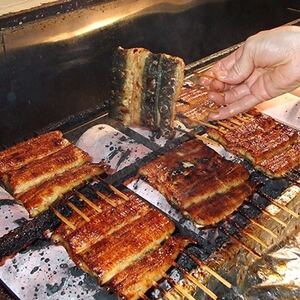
[207,110,300,177]
[2,144,91,195]
[175,84,299,177]
[53,190,192,299]
[110,47,185,138]
[110,236,193,300]
[80,209,174,284]
[139,139,252,226]
[18,163,105,217]
[0,131,70,174]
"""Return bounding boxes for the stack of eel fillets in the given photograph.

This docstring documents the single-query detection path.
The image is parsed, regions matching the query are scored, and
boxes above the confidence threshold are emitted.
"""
[0,131,105,216]
[52,188,193,300]
[207,110,300,177]
[175,82,299,178]
[139,139,254,226]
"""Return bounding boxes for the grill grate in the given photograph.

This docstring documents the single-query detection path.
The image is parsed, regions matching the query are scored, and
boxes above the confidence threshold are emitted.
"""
[0,49,299,299]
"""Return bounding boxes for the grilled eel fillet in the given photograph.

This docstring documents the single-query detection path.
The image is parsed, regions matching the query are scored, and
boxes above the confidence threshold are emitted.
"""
[2,145,91,195]
[185,182,255,226]
[176,85,218,127]
[207,111,299,177]
[18,163,105,217]
[0,131,70,174]
[63,195,151,255]
[110,236,193,300]
[256,140,300,177]
[139,140,250,222]
[53,190,190,299]
[80,209,175,284]
[110,47,185,138]
[53,194,126,241]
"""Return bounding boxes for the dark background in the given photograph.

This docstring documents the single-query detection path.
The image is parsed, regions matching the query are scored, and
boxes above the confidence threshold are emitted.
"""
[0,0,299,147]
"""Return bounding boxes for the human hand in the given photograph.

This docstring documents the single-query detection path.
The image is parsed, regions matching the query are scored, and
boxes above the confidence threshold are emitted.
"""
[199,26,300,120]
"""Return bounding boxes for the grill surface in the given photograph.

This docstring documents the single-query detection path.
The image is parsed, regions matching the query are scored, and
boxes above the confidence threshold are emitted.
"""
[0,89,298,299]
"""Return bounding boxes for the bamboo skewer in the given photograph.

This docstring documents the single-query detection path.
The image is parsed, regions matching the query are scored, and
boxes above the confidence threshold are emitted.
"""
[206,107,219,114]
[183,272,218,300]
[164,273,198,300]
[138,293,149,300]
[162,291,178,300]
[172,284,197,300]
[230,235,261,258]
[67,202,90,222]
[260,208,287,228]
[169,267,218,300]
[163,293,178,300]
[95,177,129,201]
[228,118,243,126]
[93,189,117,207]
[259,191,299,219]
[243,113,254,119]
[216,120,235,130]
[52,208,76,230]
[187,255,232,289]
[107,184,129,201]
[219,226,261,258]
[239,210,278,238]
[248,218,278,238]
[194,120,220,130]
[235,115,250,123]
[194,134,220,147]
[269,200,299,219]
[76,191,102,213]
[152,281,177,300]
[241,229,268,249]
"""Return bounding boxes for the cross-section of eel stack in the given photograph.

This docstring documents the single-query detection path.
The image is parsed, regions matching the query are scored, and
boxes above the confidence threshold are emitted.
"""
[52,187,193,300]
[139,139,255,226]
[0,131,105,216]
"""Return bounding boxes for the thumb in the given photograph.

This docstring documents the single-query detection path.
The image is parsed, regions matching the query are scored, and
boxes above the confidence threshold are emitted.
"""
[215,43,255,85]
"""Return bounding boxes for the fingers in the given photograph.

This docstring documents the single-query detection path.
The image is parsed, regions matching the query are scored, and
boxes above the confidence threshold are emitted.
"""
[291,87,300,97]
[200,43,255,87]
[208,94,261,120]
[198,76,227,92]
[219,44,255,84]
[250,64,300,101]
[207,83,251,105]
